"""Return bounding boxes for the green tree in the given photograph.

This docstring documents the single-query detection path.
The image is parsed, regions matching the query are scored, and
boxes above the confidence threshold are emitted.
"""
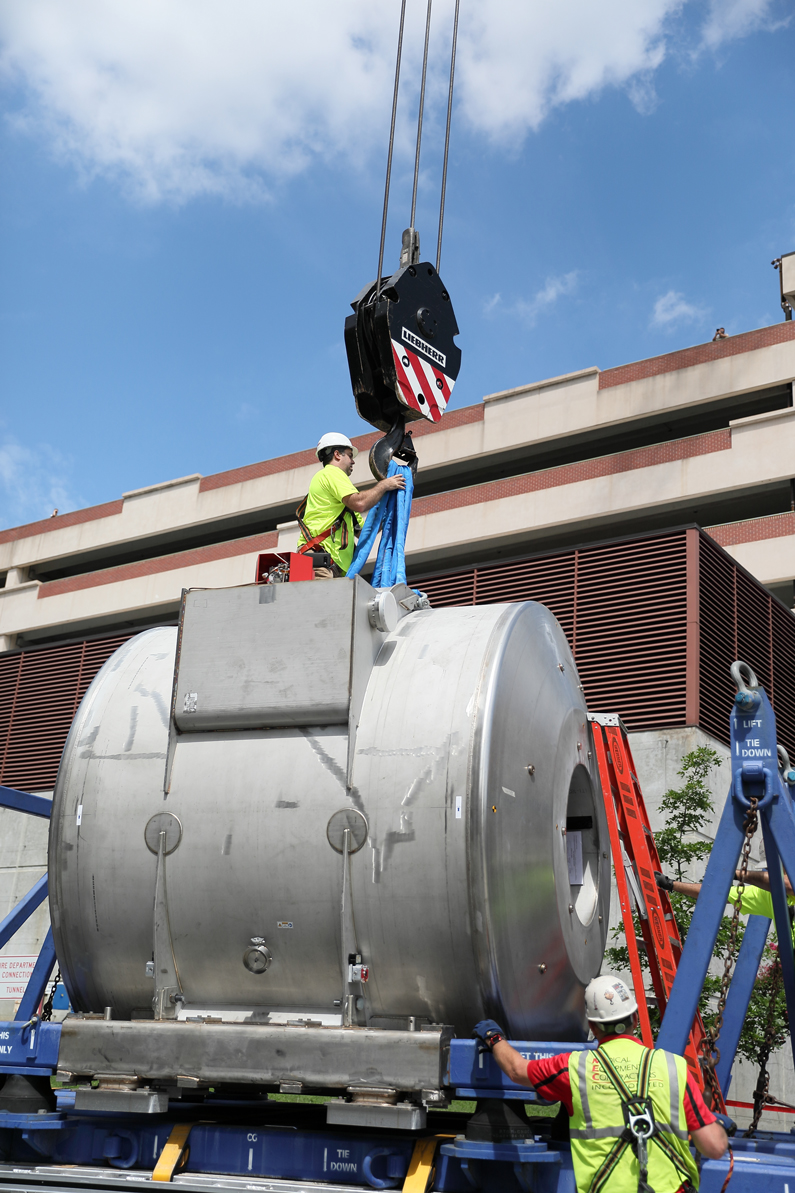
[605,746,788,1064]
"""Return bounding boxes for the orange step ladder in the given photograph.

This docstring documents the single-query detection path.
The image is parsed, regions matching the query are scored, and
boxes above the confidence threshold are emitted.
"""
[588,712,721,1106]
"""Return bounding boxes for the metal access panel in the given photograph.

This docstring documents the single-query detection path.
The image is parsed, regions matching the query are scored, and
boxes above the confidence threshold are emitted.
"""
[174,578,377,731]
[782,250,795,303]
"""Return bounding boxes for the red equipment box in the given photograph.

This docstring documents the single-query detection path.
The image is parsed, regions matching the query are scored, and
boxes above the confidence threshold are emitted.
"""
[255,552,314,585]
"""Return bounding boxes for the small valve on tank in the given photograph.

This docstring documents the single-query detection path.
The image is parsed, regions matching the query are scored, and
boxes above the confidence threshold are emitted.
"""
[348,952,369,983]
[243,937,273,974]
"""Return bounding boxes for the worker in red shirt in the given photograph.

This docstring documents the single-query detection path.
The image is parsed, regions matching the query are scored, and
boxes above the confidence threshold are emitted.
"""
[474,974,727,1193]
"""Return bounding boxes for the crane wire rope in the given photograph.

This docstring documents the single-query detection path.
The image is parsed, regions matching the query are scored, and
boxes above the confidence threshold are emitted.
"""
[409,0,434,232]
[376,0,461,292]
[376,0,408,299]
[435,0,460,273]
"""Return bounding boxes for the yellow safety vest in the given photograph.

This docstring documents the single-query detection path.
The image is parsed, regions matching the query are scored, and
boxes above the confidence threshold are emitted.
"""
[568,1038,699,1193]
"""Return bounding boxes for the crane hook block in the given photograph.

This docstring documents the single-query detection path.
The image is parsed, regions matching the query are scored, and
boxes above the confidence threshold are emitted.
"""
[344,262,461,477]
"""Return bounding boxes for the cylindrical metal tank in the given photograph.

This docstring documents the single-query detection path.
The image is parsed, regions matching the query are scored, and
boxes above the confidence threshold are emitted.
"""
[48,596,609,1041]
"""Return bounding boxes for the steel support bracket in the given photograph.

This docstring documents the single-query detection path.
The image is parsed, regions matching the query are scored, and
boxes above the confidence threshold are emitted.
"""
[0,1020,61,1077]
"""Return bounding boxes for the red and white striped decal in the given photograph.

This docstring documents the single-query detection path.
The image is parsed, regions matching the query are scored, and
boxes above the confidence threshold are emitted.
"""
[391,339,455,423]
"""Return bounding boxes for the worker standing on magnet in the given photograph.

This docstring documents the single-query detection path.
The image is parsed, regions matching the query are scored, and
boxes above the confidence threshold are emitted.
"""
[296,433,405,579]
[474,974,727,1193]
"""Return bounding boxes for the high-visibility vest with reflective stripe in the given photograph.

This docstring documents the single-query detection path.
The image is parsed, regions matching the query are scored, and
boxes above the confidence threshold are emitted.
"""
[568,1038,699,1193]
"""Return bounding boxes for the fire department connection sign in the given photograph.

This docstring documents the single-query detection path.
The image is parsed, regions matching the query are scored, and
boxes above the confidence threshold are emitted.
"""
[0,956,37,999]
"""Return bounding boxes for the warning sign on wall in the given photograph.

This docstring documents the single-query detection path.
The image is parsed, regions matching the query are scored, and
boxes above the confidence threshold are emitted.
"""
[0,956,37,999]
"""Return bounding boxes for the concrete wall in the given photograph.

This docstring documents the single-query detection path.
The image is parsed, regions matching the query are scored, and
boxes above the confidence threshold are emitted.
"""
[0,799,51,1020]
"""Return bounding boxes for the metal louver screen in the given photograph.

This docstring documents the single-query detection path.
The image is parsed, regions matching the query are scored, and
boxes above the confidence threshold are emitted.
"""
[569,535,689,732]
[416,528,795,755]
[1,529,793,791]
[698,534,795,754]
[0,633,134,792]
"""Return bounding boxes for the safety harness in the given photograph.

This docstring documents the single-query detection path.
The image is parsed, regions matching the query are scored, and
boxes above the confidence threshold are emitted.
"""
[295,496,354,556]
[589,1049,694,1193]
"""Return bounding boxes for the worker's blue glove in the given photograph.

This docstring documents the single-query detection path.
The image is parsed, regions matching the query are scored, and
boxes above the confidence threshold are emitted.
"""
[713,1113,736,1137]
[473,1019,506,1053]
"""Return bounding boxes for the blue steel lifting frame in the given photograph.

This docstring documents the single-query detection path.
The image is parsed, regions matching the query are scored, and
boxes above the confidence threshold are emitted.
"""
[657,661,795,1097]
[0,784,62,1082]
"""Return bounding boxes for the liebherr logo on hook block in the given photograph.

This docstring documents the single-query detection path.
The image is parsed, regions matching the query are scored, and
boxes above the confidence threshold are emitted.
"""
[401,326,446,369]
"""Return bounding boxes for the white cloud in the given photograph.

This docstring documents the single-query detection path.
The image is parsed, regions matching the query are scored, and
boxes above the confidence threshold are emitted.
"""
[489,272,579,326]
[0,0,782,204]
[0,0,405,203]
[651,289,708,329]
[0,436,83,529]
[457,0,674,142]
[625,73,660,116]
[699,0,785,50]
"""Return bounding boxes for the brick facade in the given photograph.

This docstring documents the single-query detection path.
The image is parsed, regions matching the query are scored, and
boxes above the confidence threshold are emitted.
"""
[199,403,485,494]
[706,511,795,548]
[0,500,124,546]
[411,428,732,519]
[599,321,795,390]
[37,530,278,599]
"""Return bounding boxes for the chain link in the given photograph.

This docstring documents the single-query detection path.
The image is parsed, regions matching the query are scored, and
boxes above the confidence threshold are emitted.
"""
[700,798,759,1107]
[40,967,61,1023]
[746,951,783,1135]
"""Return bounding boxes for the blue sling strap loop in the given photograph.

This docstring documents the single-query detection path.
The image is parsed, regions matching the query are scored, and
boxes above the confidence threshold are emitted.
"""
[347,460,414,587]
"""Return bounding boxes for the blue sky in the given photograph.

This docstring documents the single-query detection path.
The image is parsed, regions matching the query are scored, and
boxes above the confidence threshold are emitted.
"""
[0,0,793,529]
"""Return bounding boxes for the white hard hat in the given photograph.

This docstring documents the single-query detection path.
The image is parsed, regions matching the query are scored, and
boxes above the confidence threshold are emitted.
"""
[316,433,358,460]
[584,974,638,1024]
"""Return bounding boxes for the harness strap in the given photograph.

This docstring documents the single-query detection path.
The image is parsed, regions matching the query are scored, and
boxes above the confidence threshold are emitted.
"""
[597,1046,653,1102]
[587,1049,692,1193]
[295,495,350,555]
[590,1139,631,1193]
[652,1131,694,1176]
[589,1050,653,1193]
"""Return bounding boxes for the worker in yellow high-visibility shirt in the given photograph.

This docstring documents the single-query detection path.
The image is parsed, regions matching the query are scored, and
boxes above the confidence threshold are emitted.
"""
[656,868,795,946]
[296,433,405,578]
